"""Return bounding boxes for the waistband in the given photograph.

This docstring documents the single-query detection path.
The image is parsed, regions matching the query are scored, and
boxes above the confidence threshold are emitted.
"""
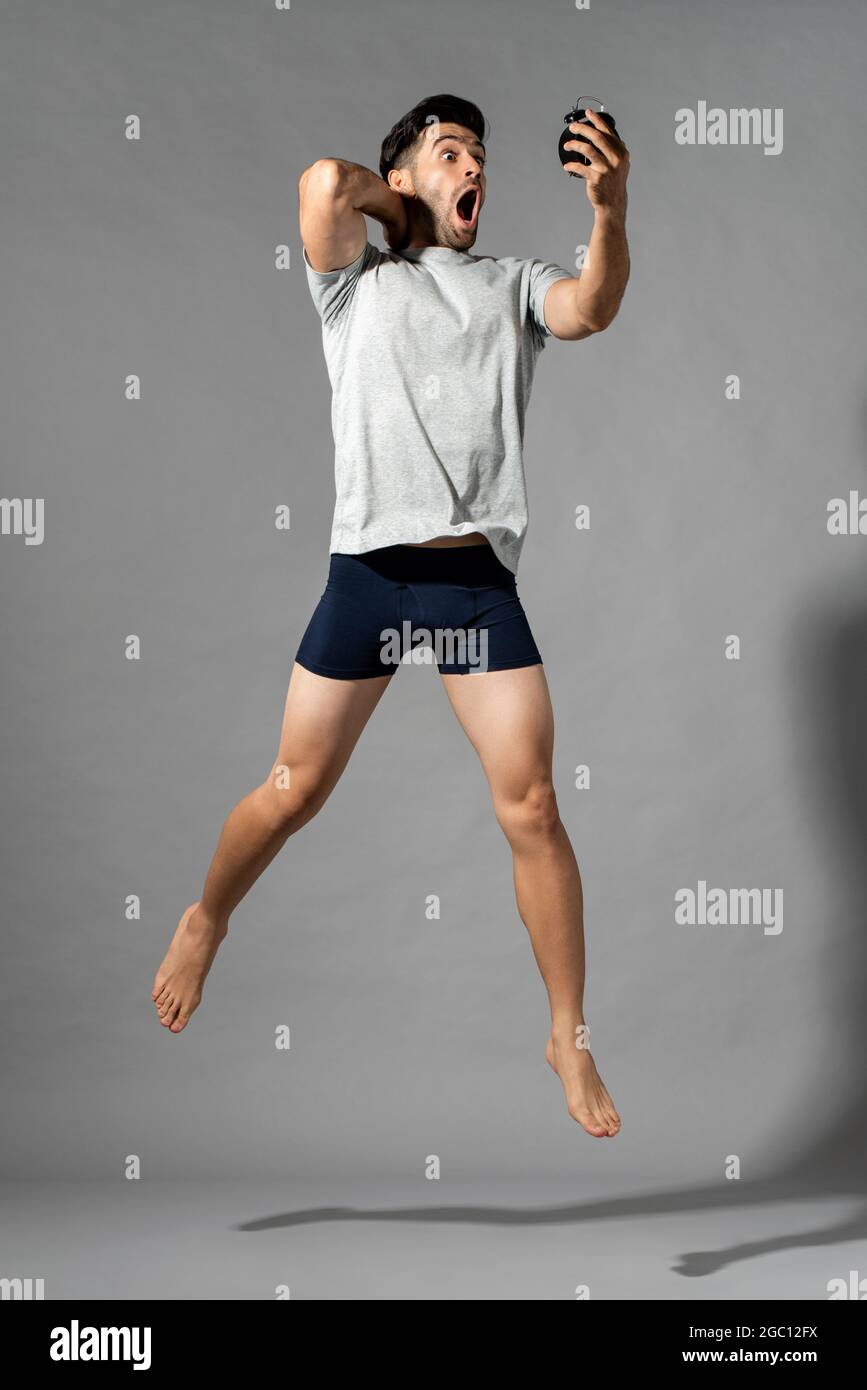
[331,542,514,583]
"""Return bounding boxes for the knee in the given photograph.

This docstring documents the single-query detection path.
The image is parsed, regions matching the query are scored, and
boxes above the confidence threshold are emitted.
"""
[260,767,328,833]
[495,778,561,848]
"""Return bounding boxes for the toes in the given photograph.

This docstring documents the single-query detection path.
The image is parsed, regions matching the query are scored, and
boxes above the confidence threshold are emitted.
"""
[601,1107,619,1135]
[562,1065,621,1136]
[602,1096,621,1133]
[584,1101,612,1137]
[170,1012,189,1033]
[570,1105,608,1137]
[163,998,182,1027]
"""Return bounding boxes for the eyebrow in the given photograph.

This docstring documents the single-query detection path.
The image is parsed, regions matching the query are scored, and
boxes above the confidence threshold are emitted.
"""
[429,133,486,156]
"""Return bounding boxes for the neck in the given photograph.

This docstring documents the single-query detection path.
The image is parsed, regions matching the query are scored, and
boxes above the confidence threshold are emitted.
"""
[404,203,437,247]
[401,201,474,253]
[403,223,470,254]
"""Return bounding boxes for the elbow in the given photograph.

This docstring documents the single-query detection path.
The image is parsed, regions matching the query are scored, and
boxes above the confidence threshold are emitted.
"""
[298,158,346,199]
[593,279,629,333]
[584,304,621,335]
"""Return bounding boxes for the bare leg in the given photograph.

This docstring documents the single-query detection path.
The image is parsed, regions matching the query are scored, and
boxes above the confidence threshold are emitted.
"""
[152,662,394,1033]
[440,664,621,1138]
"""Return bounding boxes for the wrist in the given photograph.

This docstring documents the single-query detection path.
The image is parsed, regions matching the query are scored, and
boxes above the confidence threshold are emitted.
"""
[593,202,627,228]
[343,162,389,216]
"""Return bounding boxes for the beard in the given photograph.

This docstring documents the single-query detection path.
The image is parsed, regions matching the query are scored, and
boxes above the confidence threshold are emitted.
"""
[410,186,478,250]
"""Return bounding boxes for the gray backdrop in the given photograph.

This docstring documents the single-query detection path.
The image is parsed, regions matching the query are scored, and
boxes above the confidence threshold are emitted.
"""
[2,0,866,1215]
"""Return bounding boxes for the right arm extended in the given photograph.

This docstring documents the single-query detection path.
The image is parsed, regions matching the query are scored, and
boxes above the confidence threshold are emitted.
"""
[298,159,408,273]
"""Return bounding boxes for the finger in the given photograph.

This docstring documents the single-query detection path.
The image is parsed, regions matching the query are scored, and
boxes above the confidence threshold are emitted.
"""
[563,152,609,175]
[570,115,626,158]
[563,137,612,166]
[562,161,589,177]
[566,126,615,164]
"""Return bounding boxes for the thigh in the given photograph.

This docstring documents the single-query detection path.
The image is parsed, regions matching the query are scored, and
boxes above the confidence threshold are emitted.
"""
[439,662,555,800]
[268,660,394,808]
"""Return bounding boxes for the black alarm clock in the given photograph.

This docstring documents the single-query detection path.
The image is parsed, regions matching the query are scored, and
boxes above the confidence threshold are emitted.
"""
[558,96,620,174]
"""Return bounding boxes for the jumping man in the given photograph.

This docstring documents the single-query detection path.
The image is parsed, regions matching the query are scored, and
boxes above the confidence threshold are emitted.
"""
[152,94,630,1139]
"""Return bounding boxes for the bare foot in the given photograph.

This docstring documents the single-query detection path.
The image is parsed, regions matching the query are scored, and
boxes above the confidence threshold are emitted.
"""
[545,1030,621,1137]
[151,902,227,1033]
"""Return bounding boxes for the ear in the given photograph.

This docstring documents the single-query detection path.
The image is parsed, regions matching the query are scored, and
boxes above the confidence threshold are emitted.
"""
[387,167,415,198]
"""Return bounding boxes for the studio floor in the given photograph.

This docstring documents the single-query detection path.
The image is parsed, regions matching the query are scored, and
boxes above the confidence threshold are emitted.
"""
[2,1177,863,1300]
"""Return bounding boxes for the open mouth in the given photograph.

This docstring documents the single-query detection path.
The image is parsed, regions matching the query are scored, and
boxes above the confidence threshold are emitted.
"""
[455,186,480,228]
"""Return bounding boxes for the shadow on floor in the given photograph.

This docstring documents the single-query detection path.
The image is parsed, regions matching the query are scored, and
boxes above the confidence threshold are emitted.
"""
[236,1179,866,1278]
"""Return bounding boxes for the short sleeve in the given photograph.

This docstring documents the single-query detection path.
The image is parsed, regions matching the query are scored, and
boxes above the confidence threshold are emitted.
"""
[303,241,379,328]
[527,259,576,339]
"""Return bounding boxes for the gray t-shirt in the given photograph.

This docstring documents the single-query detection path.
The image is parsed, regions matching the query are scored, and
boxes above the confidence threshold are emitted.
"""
[303,240,574,573]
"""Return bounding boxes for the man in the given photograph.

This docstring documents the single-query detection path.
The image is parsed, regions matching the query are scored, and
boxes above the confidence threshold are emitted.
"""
[152,94,630,1140]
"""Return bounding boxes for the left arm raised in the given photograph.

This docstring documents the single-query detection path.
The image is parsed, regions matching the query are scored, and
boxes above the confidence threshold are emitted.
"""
[544,109,631,339]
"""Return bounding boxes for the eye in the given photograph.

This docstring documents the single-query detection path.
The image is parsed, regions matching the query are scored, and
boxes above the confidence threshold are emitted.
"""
[441,147,485,168]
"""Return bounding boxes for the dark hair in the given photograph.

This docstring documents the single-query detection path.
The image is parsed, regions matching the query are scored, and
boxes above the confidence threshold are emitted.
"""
[379,94,488,182]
